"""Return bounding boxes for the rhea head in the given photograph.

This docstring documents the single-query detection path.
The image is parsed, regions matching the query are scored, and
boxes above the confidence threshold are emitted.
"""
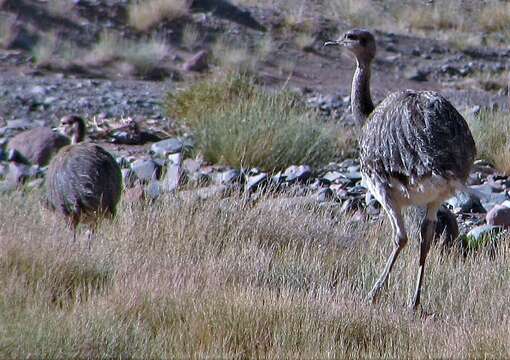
[324,29,376,64]
[59,115,86,144]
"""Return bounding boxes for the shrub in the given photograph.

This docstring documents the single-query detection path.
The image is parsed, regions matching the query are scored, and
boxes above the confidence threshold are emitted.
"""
[165,74,342,170]
[89,31,169,75]
[128,0,190,32]
[467,110,510,174]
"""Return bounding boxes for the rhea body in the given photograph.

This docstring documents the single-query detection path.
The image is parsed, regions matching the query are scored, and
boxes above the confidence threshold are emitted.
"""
[325,29,476,309]
[8,127,71,166]
[46,115,122,240]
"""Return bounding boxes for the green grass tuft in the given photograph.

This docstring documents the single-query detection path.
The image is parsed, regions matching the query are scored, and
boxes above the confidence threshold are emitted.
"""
[166,74,346,170]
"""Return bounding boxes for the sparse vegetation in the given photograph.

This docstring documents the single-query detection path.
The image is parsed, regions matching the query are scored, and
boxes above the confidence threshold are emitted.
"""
[211,36,256,73]
[468,110,510,174]
[89,31,169,75]
[128,0,190,32]
[0,14,16,48]
[329,0,510,48]
[44,0,75,18]
[1,186,510,358]
[181,23,201,51]
[32,32,59,67]
[166,74,343,170]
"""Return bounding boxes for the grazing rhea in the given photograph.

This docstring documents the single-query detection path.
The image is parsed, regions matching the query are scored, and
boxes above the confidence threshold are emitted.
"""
[325,29,476,309]
[46,115,122,241]
[8,125,71,166]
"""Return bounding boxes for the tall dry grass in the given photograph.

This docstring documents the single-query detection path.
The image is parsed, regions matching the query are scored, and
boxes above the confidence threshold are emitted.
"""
[128,0,190,31]
[468,110,510,174]
[328,0,510,48]
[1,188,510,358]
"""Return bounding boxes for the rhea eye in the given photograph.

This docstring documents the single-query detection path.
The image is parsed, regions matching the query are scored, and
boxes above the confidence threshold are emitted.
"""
[346,34,357,40]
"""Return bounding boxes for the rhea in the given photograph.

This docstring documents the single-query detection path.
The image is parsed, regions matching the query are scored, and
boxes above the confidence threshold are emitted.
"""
[8,124,71,166]
[46,115,122,242]
[325,29,476,309]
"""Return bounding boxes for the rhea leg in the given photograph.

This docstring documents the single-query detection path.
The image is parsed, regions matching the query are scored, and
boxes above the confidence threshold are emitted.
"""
[367,198,407,304]
[411,202,440,310]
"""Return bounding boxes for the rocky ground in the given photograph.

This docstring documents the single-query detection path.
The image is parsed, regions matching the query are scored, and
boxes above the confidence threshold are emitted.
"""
[1,0,509,247]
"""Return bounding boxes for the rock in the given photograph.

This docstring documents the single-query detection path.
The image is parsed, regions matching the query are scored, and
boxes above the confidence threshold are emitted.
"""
[466,224,503,250]
[405,68,429,82]
[150,138,183,158]
[446,191,485,213]
[316,187,334,203]
[321,171,344,183]
[144,180,161,201]
[131,159,161,183]
[283,165,312,184]
[486,205,510,227]
[246,172,267,193]
[344,170,362,182]
[182,50,209,72]
[470,184,508,212]
[216,169,241,185]
[182,158,202,174]
[160,163,181,193]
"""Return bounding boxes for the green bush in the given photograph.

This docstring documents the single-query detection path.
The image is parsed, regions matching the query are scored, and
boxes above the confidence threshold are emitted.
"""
[165,74,347,171]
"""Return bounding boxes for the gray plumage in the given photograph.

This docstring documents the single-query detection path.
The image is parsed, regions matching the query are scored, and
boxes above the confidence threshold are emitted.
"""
[325,29,476,310]
[46,116,122,238]
[361,90,476,185]
[8,127,70,166]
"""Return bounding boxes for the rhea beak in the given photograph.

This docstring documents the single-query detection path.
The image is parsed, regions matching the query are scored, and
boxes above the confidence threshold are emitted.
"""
[323,40,342,47]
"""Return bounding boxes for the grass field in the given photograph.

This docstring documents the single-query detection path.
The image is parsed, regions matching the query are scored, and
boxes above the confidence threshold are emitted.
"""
[1,189,509,358]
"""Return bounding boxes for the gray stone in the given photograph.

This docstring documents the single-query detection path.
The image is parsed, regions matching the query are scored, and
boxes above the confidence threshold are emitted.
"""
[446,191,486,213]
[405,68,429,82]
[246,172,268,192]
[316,187,334,203]
[131,159,161,182]
[183,158,201,174]
[283,165,312,184]
[160,163,181,193]
[217,169,241,185]
[322,171,344,183]
[486,205,510,227]
[470,184,508,212]
[150,138,183,158]
[467,224,503,243]
[144,180,161,201]
[6,119,32,130]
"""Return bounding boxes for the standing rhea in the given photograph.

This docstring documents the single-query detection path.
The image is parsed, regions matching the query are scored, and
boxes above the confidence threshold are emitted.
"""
[46,115,122,241]
[325,29,476,309]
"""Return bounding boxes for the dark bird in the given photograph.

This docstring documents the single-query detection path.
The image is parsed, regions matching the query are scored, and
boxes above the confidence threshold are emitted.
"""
[46,115,122,241]
[325,29,476,310]
[8,126,71,166]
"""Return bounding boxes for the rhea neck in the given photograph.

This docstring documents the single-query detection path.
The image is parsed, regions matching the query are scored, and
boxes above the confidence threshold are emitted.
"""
[351,57,375,125]
[70,122,86,145]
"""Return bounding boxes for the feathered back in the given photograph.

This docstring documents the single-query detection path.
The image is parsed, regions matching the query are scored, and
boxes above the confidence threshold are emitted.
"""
[360,90,476,184]
[8,128,70,166]
[46,143,122,220]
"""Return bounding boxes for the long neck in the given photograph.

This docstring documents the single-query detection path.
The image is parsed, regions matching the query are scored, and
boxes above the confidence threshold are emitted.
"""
[351,59,374,125]
[71,122,86,144]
